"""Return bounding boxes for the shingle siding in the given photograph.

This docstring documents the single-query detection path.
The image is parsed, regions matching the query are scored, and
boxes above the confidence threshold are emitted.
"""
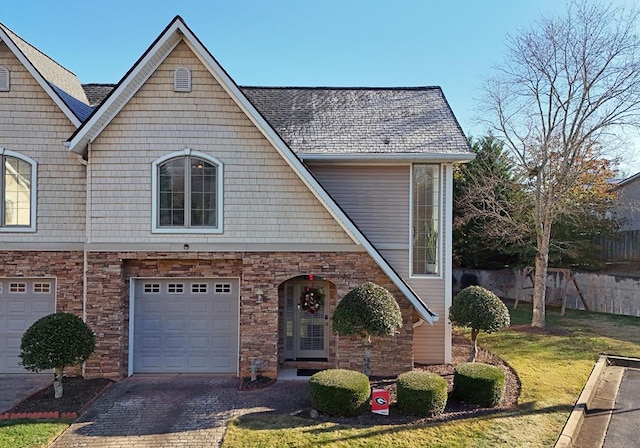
[88,41,354,246]
[0,43,85,242]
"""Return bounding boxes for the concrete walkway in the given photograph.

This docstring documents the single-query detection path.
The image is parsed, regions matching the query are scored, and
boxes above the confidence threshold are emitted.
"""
[49,375,310,448]
[0,374,51,413]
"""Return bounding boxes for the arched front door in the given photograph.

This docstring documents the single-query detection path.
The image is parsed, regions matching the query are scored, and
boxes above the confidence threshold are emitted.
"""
[282,280,329,360]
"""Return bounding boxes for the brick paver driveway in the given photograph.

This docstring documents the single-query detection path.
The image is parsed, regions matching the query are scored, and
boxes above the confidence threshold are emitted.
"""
[50,375,309,448]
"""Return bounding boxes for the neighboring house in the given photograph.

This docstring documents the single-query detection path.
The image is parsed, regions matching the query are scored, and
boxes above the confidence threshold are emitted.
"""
[0,17,473,379]
[615,172,640,231]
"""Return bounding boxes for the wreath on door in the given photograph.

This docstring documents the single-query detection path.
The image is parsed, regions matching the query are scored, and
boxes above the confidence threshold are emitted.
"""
[300,286,325,314]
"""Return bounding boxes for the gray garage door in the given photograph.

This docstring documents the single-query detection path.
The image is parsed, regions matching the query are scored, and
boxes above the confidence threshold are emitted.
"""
[133,278,239,374]
[0,278,55,373]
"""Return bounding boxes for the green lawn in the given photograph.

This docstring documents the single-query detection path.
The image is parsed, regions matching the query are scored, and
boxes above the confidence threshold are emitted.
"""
[223,303,640,447]
[0,419,69,448]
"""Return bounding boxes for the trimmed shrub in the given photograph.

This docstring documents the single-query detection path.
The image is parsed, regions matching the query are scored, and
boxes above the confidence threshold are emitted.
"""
[333,282,403,376]
[396,371,448,416]
[308,369,370,416]
[449,285,510,362]
[20,312,95,398]
[453,362,506,407]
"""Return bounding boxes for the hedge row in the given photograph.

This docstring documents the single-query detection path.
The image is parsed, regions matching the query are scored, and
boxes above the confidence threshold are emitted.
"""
[309,365,506,417]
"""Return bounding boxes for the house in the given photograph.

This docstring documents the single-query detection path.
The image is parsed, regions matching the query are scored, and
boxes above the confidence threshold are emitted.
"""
[0,17,473,379]
[615,172,640,232]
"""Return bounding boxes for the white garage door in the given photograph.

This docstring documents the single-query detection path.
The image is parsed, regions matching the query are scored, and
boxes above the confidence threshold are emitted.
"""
[133,278,239,374]
[0,278,55,373]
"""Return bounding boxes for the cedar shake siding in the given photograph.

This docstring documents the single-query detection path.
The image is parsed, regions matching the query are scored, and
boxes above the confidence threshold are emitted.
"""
[0,42,85,244]
[88,41,354,248]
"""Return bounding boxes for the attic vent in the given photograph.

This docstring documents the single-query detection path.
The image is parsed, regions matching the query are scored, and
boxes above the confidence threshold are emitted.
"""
[0,66,9,91]
[174,67,191,92]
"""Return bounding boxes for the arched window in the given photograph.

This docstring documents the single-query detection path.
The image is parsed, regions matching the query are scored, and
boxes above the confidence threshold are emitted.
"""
[1,149,37,231]
[152,149,223,233]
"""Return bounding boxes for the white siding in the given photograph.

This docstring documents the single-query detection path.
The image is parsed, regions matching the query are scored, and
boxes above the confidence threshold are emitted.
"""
[0,43,85,243]
[88,41,355,247]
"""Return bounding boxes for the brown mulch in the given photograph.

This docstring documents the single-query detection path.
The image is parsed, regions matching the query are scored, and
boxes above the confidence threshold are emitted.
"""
[239,375,276,390]
[9,377,113,414]
[303,331,521,425]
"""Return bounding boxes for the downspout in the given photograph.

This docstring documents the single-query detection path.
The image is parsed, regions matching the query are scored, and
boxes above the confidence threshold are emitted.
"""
[76,153,89,323]
[78,149,90,377]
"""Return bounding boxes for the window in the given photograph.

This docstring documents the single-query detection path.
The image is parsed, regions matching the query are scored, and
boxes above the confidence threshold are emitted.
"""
[10,282,26,293]
[144,283,160,293]
[1,149,37,231]
[214,283,231,294]
[33,282,52,293]
[0,66,9,91]
[411,164,440,275]
[152,149,223,233]
[191,283,208,293]
[167,283,184,294]
[174,67,191,92]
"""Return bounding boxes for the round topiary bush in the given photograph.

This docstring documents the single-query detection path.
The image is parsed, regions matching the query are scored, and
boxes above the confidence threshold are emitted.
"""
[396,371,448,416]
[308,369,371,416]
[332,282,403,376]
[453,362,506,407]
[449,285,510,362]
[20,312,95,398]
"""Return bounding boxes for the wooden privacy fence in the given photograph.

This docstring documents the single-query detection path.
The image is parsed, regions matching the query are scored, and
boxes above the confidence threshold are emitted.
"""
[597,230,640,262]
[453,267,640,318]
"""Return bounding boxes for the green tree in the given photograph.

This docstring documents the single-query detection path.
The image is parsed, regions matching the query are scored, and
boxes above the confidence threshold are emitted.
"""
[332,282,403,377]
[454,135,619,271]
[454,134,531,268]
[449,286,510,362]
[481,1,640,326]
[20,313,96,398]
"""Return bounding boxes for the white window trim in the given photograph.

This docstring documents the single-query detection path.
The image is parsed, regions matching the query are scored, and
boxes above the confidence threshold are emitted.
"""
[151,148,223,234]
[0,148,37,232]
[0,66,9,91]
[409,163,443,278]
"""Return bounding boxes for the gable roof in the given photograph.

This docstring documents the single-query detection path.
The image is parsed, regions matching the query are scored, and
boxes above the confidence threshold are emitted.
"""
[83,83,117,107]
[617,172,640,188]
[242,86,472,159]
[65,16,466,323]
[0,23,92,125]
[75,83,474,162]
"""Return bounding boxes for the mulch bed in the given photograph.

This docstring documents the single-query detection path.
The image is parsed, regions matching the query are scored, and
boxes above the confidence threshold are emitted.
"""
[239,375,276,391]
[9,377,113,414]
[299,331,522,425]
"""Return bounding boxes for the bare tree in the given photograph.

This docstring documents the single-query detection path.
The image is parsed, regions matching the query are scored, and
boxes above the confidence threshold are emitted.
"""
[482,1,640,327]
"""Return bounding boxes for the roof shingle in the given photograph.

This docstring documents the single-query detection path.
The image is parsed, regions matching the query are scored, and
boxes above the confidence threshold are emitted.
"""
[242,86,470,155]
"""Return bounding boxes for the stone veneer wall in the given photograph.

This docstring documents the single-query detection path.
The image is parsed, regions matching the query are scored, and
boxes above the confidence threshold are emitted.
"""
[0,251,84,376]
[84,251,415,379]
[0,251,83,314]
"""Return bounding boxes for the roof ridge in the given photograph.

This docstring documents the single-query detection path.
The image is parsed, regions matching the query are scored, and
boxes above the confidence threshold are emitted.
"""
[240,85,441,91]
[0,22,79,78]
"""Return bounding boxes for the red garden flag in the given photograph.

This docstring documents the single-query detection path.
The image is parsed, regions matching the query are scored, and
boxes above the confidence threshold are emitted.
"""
[371,389,389,415]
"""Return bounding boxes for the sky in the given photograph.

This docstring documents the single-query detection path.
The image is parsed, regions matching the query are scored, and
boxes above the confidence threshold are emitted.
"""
[3,0,639,175]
